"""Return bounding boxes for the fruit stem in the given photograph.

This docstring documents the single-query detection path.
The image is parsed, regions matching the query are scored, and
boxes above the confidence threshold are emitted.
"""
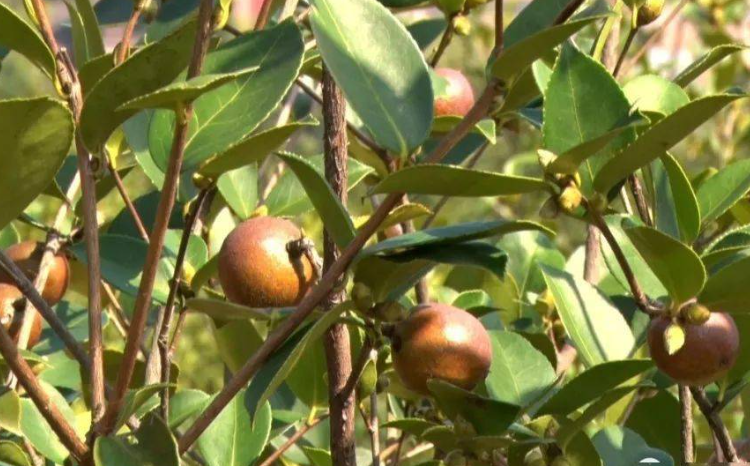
[429,14,456,68]
[691,386,739,462]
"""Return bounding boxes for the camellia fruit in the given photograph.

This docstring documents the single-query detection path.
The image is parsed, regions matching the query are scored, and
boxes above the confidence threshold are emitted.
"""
[391,303,492,395]
[648,311,739,386]
[0,241,70,305]
[218,216,315,308]
[434,68,476,117]
[0,283,42,348]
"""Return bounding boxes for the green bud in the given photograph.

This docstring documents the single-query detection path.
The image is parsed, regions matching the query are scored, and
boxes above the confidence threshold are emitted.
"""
[557,185,583,213]
[681,303,711,325]
[453,15,472,36]
[351,282,375,313]
[636,0,664,27]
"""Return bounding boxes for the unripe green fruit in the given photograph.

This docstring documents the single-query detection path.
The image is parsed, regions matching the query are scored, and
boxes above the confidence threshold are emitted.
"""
[636,0,664,27]
[453,15,472,36]
[681,303,711,325]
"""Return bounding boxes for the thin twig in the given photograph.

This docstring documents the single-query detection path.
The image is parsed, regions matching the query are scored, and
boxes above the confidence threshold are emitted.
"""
[628,175,652,226]
[0,325,88,463]
[101,0,216,435]
[495,0,504,52]
[690,386,737,462]
[430,18,455,68]
[106,158,150,242]
[369,392,381,466]
[117,1,145,64]
[257,415,328,466]
[613,26,637,77]
[679,385,694,464]
[553,0,585,25]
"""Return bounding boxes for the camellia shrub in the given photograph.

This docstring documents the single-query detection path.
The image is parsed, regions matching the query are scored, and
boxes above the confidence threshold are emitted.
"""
[0,0,749,464]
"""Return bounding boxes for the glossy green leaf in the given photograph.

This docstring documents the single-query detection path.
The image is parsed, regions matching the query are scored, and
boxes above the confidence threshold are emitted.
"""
[80,19,198,151]
[187,298,272,321]
[310,0,433,155]
[381,419,439,437]
[265,155,373,217]
[697,159,750,227]
[540,266,635,367]
[197,117,319,179]
[79,52,115,95]
[214,320,264,373]
[362,220,553,257]
[0,389,21,435]
[380,241,509,279]
[537,359,652,415]
[0,2,55,77]
[372,203,432,234]
[190,255,219,292]
[592,427,674,466]
[503,0,571,48]
[651,153,701,243]
[543,43,634,194]
[371,165,549,197]
[623,75,689,115]
[594,91,748,193]
[624,390,681,460]
[432,117,496,144]
[114,383,174,432]
[286,340,329,409]
[492,15,605,82]
[486,331,556,407]
[453,290,493,310]
[120,70,259,111]
[0,441,30,466]
[21,382,82,464]
[624,226,705,303]
[64,1,90,67]
[0,98,74,231]
[218,165,258,220]
[149,22,303,173]
[563,431,602,466]
[674,44,748,87]
[94,415,179,466]
[169,389,210,429]
[406,17,447,50]
[699,255,750,313]
[354,256,433,302]
[0,224,19,249]
[197,396,271,466]
[428,380,520,435]
[75,0,105,58]
[303,448,333,466]
[497,67,540,115]
[246,302,352,418]
[275,152,355,248]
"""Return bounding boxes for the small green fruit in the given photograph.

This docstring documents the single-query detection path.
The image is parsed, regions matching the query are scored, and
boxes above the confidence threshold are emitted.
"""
[636,0,664,27]
[453,15,472,36]
[681,303,711,325]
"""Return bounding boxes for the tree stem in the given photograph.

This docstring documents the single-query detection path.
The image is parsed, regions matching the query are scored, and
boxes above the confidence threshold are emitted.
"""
[691,386,738,462]
[679,385,694,464]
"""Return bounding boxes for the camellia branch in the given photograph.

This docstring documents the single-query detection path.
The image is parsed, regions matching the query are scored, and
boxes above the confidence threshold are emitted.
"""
[679,385,694,464]
[0,325,89,463]
[321,67,357,466]
[117,0,148,64]
[430,16,455,67]
[257,415,329,466]
[101,0,216,435]
[690,386,738,462]
[106,157,150,242]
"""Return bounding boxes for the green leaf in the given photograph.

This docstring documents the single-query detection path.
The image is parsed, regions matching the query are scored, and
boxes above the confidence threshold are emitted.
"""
[265,155,373,217]
[623,75,689,116]
[362,220,553,257]
[309,0,433,155]
[214,320,264,373]
[699,255,750,313]
[0,224,19,249]
[381,419,440,437]
[115,383,174,432]
[432,117,496,144]
[540,266,635,367]
[0,389,21,435]
[0,2,55,77]
[169,389,210,429]
[197,396,271,466]
[674,44,748,87]
[453,290,493,310]
[543,43,634,194]
[64,1,90,67]
[286,340,329,409]
[563,431,602,466]
[75,0,105,59]
[21,382,82,464]
[0,440,30,466]
[354,256,433,302]
[592,427,674,466]
[485,331,556,407]
[119,70,259,111]
[245,302,352,418]
[79,52,114,95]
[537,359,652,415]
[217,165,258,220]
[372,203,432,234]
[406,17,447,50]
[492,15,605,82]
[149,21,304,174]
[275,152,356,248]
[80,19,198,151]
[380,241,509,279]
[371,165,549,197]
[624,390,681,460]
[663,322,685,355]
[623,226,705,303]
[303,448,333,466]
[503,0,571,48]
[0,98,74,231]
[594,91,748,193]
[94,415,179,466]
[546,113,647,176]
[186,297,272,321]
[197,117,319,179]
[697,159,750,227]
[651,153,701,243]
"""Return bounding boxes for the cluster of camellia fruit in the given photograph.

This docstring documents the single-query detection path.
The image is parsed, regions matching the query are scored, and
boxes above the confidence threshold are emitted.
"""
[0,241,69,348]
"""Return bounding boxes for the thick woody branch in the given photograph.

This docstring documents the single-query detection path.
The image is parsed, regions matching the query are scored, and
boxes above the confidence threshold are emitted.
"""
[101,0,216,434]
[679,385,694,464]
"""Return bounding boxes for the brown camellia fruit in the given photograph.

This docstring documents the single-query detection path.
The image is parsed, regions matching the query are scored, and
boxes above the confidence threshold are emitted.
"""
[0,283,42,349]
[434,68,476,117]
[0,241,70,305]
[648,312,740,386]
[218,217,315,308]
[392,303,492,395]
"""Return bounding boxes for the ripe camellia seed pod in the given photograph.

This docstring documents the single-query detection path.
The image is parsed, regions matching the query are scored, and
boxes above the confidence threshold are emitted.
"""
[648,312,739,386]
[218,217,315,308]
[434,68,476,117]
[391,303,492,395]
[0,284,42,349]
[0,241,70,305]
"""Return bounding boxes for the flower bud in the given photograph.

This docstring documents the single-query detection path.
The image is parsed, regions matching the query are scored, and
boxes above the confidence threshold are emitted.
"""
[453,15,472,36]
[636,0,664,27]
